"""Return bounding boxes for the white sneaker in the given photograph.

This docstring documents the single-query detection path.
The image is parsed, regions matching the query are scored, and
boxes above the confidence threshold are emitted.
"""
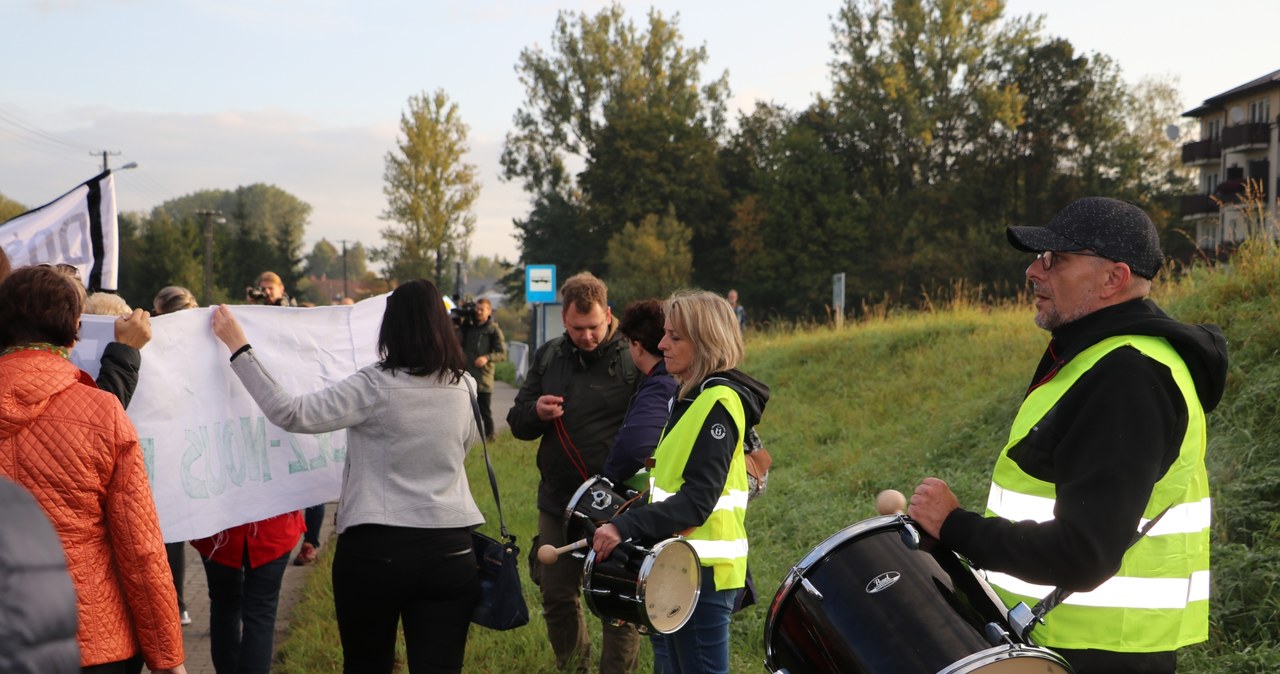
[180,610,192,626]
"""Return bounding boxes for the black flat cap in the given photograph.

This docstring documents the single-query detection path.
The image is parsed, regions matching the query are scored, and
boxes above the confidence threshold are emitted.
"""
[1007,197,1163,279]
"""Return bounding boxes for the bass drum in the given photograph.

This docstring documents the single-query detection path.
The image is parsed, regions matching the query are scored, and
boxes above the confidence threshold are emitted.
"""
[764,515,1072,674]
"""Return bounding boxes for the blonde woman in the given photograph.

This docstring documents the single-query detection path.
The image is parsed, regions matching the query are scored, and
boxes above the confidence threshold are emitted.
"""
[593,290,770,674]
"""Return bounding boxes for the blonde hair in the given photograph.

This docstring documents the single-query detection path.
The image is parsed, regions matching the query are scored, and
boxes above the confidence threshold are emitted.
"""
[84,292,132,317]
[154,286,199,315]
[665,290,744,399]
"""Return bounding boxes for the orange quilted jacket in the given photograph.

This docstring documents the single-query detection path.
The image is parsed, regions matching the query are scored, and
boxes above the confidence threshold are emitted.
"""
[0,350,184,670]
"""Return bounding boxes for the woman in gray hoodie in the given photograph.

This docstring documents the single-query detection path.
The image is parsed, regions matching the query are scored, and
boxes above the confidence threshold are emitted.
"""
[211,279,484,674]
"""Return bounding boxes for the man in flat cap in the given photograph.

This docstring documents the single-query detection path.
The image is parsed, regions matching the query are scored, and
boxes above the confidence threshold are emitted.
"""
[909,197,1228,673]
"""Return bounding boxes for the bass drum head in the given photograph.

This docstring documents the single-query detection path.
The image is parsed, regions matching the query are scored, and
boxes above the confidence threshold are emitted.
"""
[639,538,702,634]
[942,645,1073,674]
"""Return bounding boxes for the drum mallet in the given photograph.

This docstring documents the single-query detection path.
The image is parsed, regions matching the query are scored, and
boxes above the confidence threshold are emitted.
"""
[537,539,589,564]
[875,489,907,515]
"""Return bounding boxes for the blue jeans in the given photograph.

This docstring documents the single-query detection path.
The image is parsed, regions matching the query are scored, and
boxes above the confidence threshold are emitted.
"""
[659,566,736,674]
[201,547,290,674]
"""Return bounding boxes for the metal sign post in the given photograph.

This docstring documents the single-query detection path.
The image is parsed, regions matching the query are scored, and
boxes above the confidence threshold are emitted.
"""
[833,272,846,329]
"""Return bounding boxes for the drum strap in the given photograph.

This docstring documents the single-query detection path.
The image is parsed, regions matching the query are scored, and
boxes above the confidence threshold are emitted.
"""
[553,417,590,482]
[1026,503,1174,631]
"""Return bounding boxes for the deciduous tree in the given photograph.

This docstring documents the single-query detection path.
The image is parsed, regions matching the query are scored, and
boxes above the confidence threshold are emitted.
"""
[376,89,479,288]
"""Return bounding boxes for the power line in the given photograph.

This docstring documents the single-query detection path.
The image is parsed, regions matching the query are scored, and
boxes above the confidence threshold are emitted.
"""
[0,106,92,153]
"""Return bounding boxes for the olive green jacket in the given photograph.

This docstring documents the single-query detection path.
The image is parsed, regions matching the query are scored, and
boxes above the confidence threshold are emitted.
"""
[458,318,506,392]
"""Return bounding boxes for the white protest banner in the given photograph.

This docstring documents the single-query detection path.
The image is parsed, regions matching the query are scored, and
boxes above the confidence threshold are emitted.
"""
[73,296,387,542]
[1,171,120,290]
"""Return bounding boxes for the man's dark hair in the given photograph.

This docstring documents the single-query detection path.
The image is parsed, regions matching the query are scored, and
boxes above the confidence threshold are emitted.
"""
[0,266,83,348]
[619,299,665,356]
[377,279,467,382]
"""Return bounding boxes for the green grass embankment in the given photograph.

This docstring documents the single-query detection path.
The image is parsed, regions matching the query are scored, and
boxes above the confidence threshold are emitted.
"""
[275,242,1280,673]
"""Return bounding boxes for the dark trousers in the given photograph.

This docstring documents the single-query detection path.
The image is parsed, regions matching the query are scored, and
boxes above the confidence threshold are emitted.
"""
[477,391,494,438]
[332,524,479,674]
[81,656,142,674]
[1057,648,1176,673]
[202,547,291,674]
[302,503,326,548]
[165,541,186,612]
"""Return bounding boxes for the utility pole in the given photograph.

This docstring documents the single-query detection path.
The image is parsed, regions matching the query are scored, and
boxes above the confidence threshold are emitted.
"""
[196,209,226,305]
[92,150,122,172]
[338,239,349,300]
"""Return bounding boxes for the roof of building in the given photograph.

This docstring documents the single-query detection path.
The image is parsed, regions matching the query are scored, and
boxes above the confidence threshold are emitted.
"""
[1184,68,1280,117]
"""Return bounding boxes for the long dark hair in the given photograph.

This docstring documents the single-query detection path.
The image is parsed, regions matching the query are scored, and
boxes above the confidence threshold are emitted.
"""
[377,279,466,382]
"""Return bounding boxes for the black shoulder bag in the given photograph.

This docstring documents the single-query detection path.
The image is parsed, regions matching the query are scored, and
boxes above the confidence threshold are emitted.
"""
[465,378,530,631]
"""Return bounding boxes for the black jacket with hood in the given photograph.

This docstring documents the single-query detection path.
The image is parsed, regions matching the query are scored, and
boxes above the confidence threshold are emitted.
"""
[942,297,1228,592]
[612,369,770,544]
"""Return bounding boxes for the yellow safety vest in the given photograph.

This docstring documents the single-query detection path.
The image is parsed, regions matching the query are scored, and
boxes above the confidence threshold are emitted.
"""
[650,384,749,590]
[985,335,1210,652]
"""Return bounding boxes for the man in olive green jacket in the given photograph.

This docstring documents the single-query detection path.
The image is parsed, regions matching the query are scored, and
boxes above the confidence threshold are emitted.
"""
[458,298,506,440]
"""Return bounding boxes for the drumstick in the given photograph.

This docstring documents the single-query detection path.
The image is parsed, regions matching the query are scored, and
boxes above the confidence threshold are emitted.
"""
[537,538,589,564]
[876,489,907,515]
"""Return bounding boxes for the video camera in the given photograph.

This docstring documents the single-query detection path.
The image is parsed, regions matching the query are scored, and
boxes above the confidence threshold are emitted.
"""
[451,300,480,327]
[246,286,272,303]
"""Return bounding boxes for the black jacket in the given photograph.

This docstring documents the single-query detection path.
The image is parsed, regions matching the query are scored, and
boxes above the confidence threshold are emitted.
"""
[943,298,1228,593]
[507,325,639,515]
[612,369,770,544]
[95,342,141,409]
[0,477,80,674]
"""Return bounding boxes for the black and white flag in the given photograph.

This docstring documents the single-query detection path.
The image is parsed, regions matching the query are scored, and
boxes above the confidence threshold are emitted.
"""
[0,170,121,291]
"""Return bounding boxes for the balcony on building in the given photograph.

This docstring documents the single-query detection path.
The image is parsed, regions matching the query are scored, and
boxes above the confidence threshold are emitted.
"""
[1221,122,1271,150]
[1180,194,1220,218]
[1180,139,1222,165]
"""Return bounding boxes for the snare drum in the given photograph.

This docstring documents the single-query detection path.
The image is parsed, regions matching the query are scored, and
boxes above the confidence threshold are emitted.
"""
[583,537,702,634]
[564,476,630,543]
[765,515,1072,674]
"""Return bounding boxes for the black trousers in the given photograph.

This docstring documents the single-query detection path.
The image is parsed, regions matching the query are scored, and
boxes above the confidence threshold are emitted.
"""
[332,524,479,674]
[476,391,494,438]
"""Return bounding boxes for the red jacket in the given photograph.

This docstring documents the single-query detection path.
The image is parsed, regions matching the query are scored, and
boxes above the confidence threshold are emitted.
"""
[191,510,305,569]
[0,350,184,670]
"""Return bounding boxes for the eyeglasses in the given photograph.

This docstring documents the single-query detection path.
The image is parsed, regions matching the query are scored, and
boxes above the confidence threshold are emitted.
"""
[1035,250,1108,271]
[39,263,82,280]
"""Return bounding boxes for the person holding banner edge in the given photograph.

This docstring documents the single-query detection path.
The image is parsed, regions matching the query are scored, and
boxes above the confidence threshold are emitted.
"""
[211,278,484,674]
[0,265,187,674]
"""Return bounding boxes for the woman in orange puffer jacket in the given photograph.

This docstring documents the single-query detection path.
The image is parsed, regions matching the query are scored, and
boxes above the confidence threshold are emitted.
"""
[0,266,186,674]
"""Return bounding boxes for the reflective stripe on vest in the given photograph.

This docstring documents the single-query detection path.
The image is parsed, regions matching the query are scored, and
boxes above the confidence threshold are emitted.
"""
[650,384,749,590]
[986,334,1210,653]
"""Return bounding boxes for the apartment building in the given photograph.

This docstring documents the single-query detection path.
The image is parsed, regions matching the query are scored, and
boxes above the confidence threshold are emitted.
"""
[1181,69,1280,248]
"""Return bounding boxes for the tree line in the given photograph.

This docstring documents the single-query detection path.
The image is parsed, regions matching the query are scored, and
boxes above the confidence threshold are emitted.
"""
[499,0,1192,318]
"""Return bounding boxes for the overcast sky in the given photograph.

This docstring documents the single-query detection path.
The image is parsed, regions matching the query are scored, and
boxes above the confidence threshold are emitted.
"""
[2,0,1276,264]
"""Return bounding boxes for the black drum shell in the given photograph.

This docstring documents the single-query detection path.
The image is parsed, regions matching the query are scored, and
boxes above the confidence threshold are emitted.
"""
[764,515,1071,674]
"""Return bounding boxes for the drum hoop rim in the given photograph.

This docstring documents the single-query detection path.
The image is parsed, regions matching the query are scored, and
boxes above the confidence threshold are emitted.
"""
[937,644,1073,674]
[637,537,702,634]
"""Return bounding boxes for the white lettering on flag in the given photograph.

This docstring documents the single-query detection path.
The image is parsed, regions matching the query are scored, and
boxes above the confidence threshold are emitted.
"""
[1,171,119,290]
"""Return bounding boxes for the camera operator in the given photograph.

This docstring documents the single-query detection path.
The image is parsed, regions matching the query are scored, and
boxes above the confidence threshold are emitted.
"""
[245,271,296,307]
[454,298,506,441]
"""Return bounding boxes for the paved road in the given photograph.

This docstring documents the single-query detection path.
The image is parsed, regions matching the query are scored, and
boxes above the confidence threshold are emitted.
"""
[160,379,519,673]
